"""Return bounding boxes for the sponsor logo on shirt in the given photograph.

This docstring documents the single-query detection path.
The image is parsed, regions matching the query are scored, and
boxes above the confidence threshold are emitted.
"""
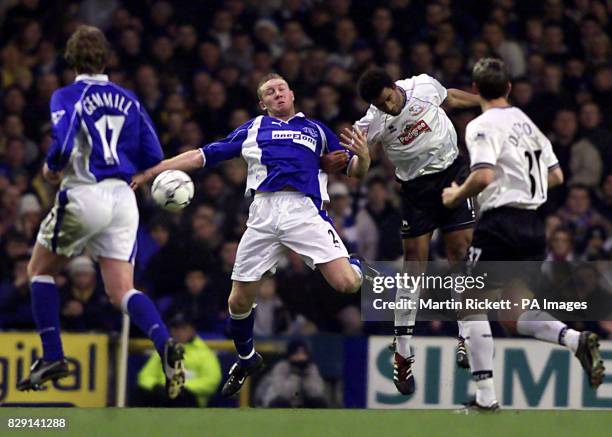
[272,130,317,151]
[398,120,431,145]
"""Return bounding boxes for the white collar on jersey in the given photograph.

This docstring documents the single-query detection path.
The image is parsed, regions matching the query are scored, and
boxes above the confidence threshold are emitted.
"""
[75,74,109,82]
[269,112,305,123]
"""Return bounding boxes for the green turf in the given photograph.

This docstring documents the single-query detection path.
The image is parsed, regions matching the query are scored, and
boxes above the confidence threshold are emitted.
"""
[0,408,610,437]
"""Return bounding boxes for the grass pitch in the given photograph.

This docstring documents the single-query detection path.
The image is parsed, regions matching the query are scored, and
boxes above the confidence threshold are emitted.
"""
[0,408,610,437]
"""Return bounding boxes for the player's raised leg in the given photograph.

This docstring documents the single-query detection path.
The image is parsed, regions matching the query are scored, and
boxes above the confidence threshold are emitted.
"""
[500,281,605,390]
[318,257,363,294]
[390,233,430,395]
[99,257,185,399]
[221,279,264,397]
[443,227,474,369]
[17,243,70,391]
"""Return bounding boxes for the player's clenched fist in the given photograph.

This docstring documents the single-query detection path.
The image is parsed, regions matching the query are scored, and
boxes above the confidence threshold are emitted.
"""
[442,181,461,208]
[321,150,350,173]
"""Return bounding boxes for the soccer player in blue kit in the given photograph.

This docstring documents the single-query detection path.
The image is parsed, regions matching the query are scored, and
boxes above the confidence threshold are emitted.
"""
[18,26,185,398]
[132,73,372,396]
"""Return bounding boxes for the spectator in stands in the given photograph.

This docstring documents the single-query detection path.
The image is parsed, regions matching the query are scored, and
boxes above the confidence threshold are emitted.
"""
[594,174,612,218]
[556,185,612,252]
[579,102,612,176]
[60,256,118,332]
[0,0,610,339]
[546,227,575,262]
[0,254,34,329]
[136,312,222,407]
[482,21,525,78]
[168,269,224,332]
[253,277,291,336]
[328,182,358,253]
[355,176,402,261]
[254,338,328,407]
[550,109,602,189]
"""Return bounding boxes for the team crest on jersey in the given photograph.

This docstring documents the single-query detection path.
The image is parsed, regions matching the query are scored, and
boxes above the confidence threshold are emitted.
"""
[398,120,431,145]
[407,103,425,116]
[51,109,66,125]
[302,126,318,138]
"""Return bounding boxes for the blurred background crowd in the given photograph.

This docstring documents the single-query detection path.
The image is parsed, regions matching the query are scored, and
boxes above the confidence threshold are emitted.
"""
[0,0,611,342]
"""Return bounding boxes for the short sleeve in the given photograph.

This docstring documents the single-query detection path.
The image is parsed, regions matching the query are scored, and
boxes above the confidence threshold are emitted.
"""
[540,134,559,170]
[353,106,382,145]
[466,122,499,170]
[412,74,448,107]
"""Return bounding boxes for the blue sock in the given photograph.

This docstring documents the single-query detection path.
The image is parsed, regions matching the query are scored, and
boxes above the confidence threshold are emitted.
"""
[122,290,169,358]
[31,276,64,361]
[229,307,256,365]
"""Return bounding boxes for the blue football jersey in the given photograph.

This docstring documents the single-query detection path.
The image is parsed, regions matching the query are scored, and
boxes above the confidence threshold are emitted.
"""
[46,74,163,187]
[199,113,353,209]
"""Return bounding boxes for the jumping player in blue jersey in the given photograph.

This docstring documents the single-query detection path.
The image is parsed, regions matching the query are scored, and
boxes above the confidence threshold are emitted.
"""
[18,26,185,398]
[132,72,372,397]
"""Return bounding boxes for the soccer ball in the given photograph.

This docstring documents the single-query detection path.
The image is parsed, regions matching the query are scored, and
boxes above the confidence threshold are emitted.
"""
[151,170,194,211]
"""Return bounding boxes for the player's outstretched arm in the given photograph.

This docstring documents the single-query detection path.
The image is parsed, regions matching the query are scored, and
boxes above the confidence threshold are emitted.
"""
[445,88,481,109]
[442,168,494,208]
[131,149,203,190]
[339,127,371,179]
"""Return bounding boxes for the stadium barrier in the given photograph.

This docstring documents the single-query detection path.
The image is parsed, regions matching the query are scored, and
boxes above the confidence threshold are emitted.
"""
[366,337,612,409]
[0,332,108,407]
[2,333,609,409]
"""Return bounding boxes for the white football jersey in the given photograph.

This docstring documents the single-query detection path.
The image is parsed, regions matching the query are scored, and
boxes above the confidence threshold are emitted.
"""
[466,106,559,213]
[354,74,458,182]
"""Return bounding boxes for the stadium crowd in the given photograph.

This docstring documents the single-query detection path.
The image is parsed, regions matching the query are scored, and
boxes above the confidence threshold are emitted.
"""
[0,0,611,339]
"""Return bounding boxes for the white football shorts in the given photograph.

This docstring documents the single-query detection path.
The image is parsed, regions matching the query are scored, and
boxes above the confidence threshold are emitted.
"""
[37,179,138,261]
[231,192,349,282]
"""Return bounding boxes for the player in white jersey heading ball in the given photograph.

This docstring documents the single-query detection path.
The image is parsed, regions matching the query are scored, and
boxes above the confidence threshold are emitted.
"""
[354,68,481,395]
[442,57,605,411]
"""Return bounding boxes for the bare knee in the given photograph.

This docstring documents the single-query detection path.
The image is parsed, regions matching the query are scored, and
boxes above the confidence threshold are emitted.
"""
[228,289,255,314]
[333,272,360,294]
[446,242,469,264]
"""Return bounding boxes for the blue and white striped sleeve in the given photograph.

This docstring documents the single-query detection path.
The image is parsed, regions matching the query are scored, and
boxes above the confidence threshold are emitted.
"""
[199,120,252,167]
[45,90,81,172]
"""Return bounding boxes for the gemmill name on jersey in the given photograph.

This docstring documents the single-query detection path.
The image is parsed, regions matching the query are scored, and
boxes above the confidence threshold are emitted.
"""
[82,92,133,116]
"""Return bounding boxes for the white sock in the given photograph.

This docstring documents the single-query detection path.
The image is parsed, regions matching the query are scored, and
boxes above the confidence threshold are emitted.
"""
[464,314,497,405]
[476,377,497,407]
[516,311,578,352]
[560,329,580,353]
[396,335,412,357]
[457,320,467,339]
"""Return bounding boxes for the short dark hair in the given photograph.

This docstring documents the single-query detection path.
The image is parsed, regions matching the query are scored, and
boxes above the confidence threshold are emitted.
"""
[64,25,110,74]
[472,57,510,100]
[357,67,395,103]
